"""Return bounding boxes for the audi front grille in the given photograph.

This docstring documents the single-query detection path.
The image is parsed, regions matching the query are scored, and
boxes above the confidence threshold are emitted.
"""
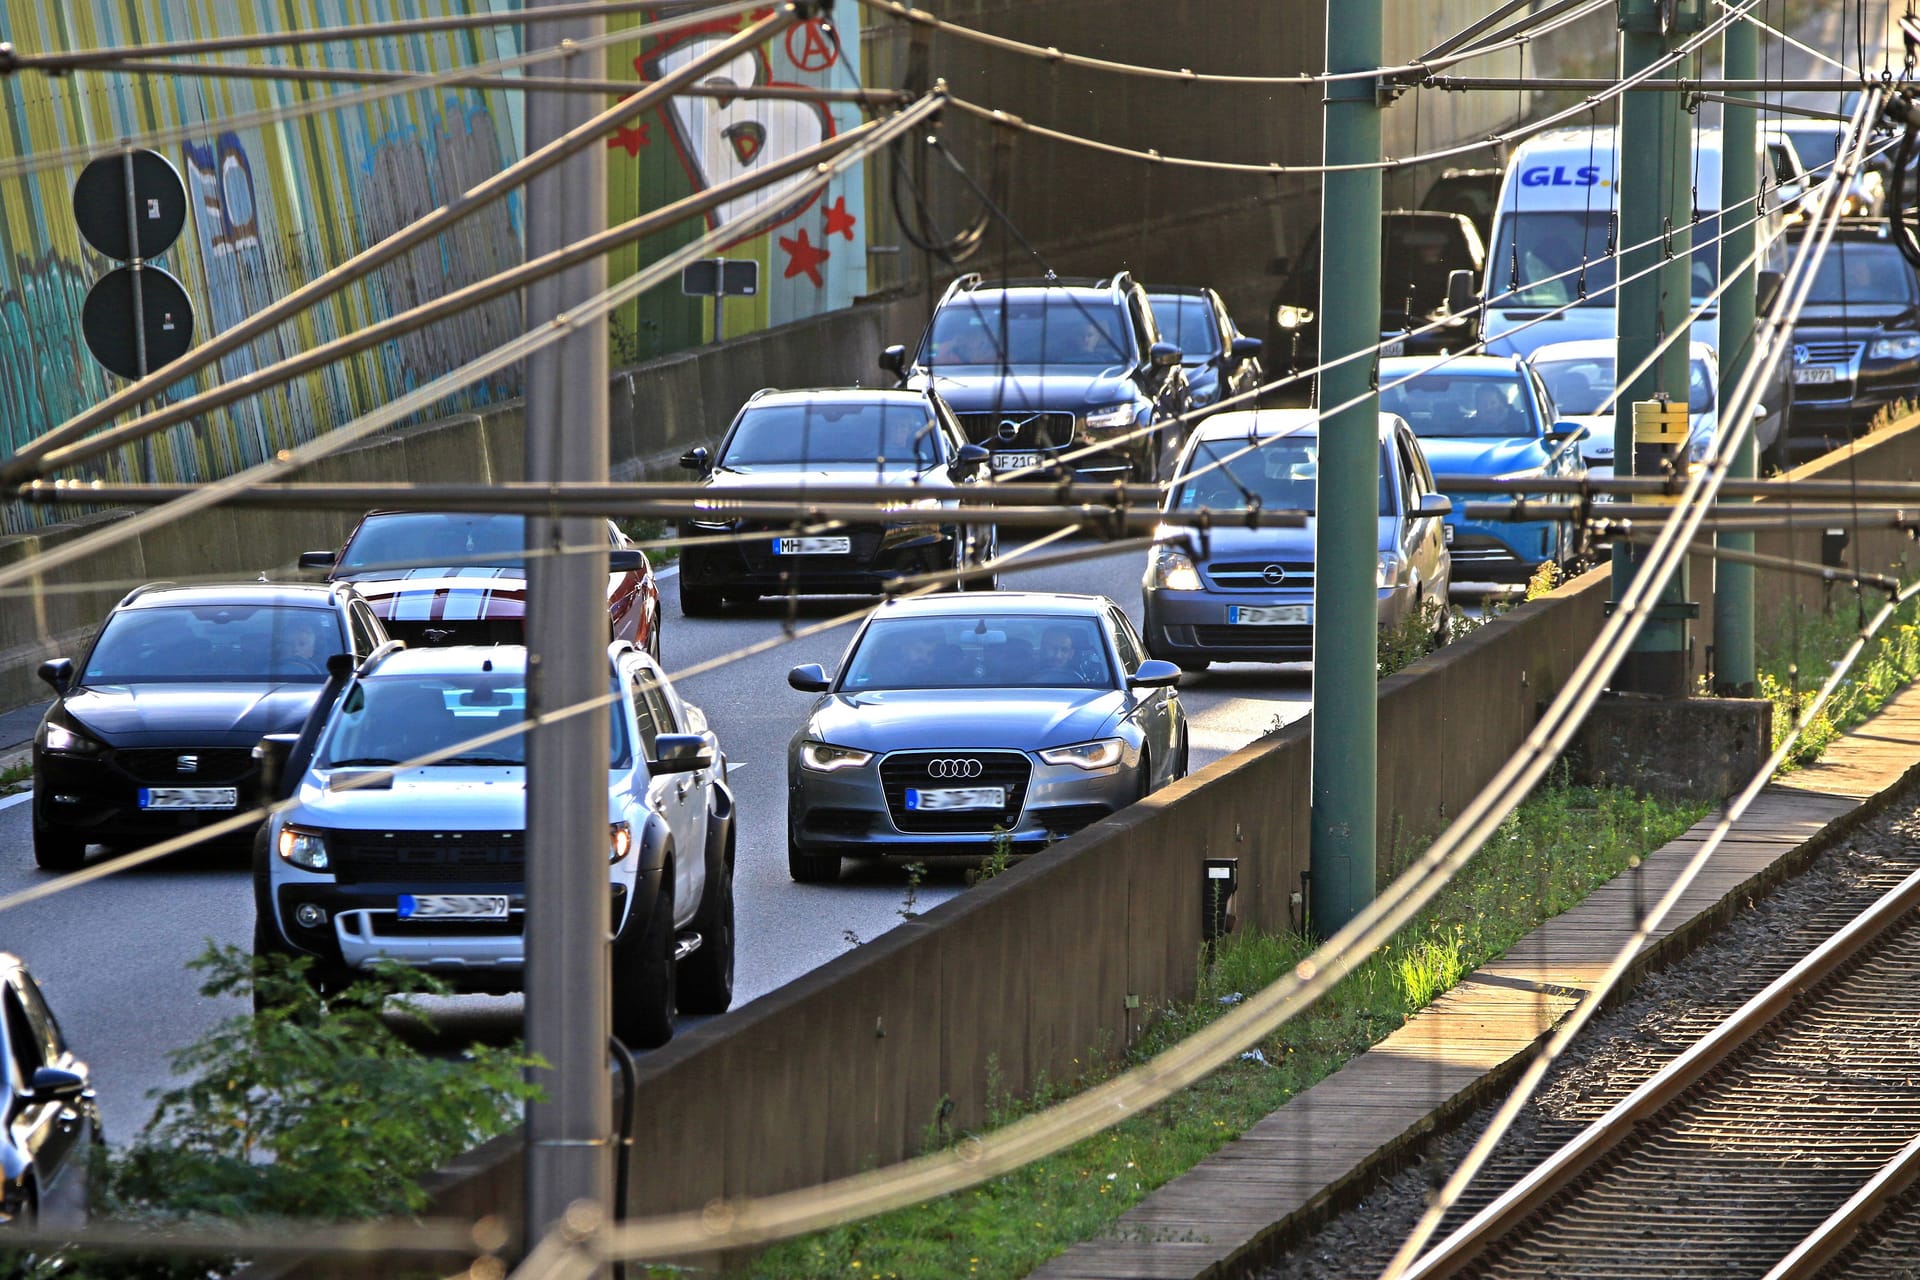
[878,749,1032,834]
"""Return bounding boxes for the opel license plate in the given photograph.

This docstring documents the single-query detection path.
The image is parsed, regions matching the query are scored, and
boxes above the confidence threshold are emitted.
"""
[904,786,1005,811]
[397,893,509,921]
[1792,367,1837,385]
[991,452,1042,471]
[1230,604,1311,625]
[772,536,851,555]
[138,786,238,811]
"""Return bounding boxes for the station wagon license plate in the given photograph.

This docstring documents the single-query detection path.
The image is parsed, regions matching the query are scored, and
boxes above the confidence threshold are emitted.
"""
[991,452,1042,471]
[1792,367,1837,384]
[397,893,509,921]
[772,536,851,555]
[138,786,237,811]
[904,786,1005,811]
[1230,604,1311,625]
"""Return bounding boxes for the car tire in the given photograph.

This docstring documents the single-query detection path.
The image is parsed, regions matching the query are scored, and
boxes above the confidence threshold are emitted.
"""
[680,583,725,618]
[31,815,87,873]
[613,869,676,1049]
[678,829,735,1016]
[787,830,842,884]
[1137,748,1154,799]
[1175,734,1191,780]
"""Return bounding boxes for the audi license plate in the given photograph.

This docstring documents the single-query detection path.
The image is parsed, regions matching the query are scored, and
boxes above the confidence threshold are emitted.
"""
[1230,604,1311,625]
[138,786,238,811]
[397,893,509,921]
[904,786,1005,812]
[1792,367,1837,385]
[772,536,850,555]
[991,452,1042,471]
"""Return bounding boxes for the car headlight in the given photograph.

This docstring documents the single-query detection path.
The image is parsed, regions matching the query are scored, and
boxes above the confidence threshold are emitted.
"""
[609,820,633,864]
[1869,333,1920,361]
[687,499,740,530]
[1082,403,1136,434]
[1377,553,1406,589]
[1275,304,1314,330]
[1039,738,1125,770]
[800,741,873,772]
[276,826,330,872]
[39,719,102,756]
[1147,545,1203,592]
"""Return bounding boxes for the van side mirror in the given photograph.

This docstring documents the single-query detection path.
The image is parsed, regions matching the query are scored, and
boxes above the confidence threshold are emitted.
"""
[36,659,73,695]
[879,344,909,382]
[1445,269,1479,318]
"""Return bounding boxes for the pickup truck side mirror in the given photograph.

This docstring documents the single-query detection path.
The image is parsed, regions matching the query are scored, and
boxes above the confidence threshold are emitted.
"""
[649,733,714,775]
[1445,269,1479,318]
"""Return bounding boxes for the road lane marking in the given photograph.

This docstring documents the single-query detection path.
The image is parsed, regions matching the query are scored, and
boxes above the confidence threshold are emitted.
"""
[0,791,31,811]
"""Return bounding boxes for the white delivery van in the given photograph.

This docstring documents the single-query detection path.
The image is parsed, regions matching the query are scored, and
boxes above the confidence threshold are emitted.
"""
[1475,126,1793,360]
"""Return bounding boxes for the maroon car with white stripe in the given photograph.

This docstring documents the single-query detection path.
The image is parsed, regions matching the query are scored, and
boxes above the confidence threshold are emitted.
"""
[300,512,660,657]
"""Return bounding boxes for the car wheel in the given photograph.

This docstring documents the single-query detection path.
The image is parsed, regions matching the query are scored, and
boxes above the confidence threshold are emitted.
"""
[680,583,725,618]
[31,815,87,873]
[678,830,735,1016]
[1175,734,1191,780]
[612,869,676,1049]
[1136,749,1154,799]
[787,830,842,884]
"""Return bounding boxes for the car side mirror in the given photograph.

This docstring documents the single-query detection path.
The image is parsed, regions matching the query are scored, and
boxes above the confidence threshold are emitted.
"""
[787,663,831,693]
[1753,402,1769,420]
[36,658,73,695]
[1545,423,1589,444]
[24,1065,86,1106]
[879,344,909,383]
[1128,659,1183,689]
[297,550,337,571]
[679,447,710,474]
[1228,335,1263,366]
[1148,341,1182,370]
[649,733,713,775]
[253,732,300,801]
[608,549,645,572]
[1756,268,1784,314]
[1418,493,1453,518]
[949,442,991,480]
[1445,269,1479,318]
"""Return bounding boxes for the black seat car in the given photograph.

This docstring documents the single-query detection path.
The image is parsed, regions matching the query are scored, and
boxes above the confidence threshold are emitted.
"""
[675,387,995,615]
[1781,221,1920,462]
[880,272,1191,482]
[31,582,389,870]
[1146,286,1265,417]
[0,953,101,1229]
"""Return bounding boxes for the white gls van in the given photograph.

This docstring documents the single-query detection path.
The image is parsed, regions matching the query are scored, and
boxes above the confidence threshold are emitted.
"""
[1472,126,1797,361]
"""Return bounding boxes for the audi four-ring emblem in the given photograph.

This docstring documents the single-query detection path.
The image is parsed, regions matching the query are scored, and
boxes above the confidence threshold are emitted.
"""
[926,758,984,779]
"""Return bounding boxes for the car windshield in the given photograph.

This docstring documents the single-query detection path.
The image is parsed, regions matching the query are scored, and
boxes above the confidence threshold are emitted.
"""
[1382,222,1471,320]
[1147,296,1221,360]
[1532,354,1715,416]
[1380,374,1536,438]
[338,513,530,574]
[83,604,344,685]
[1167,438,1391,515]
[1491,210,1722,309]
[840,614,1113,691]
[1801,240,1917,305]
[920,295,1131,368]
[719,401,942,468]
[317,673,629,769]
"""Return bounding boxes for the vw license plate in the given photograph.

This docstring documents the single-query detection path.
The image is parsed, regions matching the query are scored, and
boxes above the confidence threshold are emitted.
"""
[990,452,1042,471]
[1792,367,1837,385]
[397,893,509,921]
[1230,605,1311,625]
[904,786,1005,811]
[138,786,238,811]
[772,536,851,555]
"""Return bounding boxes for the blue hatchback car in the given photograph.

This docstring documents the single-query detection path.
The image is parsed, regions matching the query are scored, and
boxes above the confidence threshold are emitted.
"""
[1378,355,1587,584]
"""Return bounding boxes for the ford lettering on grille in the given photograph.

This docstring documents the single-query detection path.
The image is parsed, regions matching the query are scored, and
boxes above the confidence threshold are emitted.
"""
[927,758,984,779]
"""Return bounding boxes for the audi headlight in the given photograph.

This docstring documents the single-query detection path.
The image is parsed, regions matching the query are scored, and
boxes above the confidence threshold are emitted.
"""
[609,820,633,864]
[1147,545,1203,592]
[1377,552,1406,589]
[1082,402,1136,434]
[800,741,873,772]
[39,719,102,756]
[1039,738,1125,770]
[276,826,330,872]
[688,499,740,530]
[1870,333,1920,361]
[1275,304,1314,330]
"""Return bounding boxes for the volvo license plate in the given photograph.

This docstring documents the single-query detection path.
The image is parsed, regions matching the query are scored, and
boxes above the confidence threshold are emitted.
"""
[772,536,851,555]
[904,786,1005,811]
[397,893,509,920]
[138,786,238,811]
[1230,604,1310,625]
[991,452,1042,471]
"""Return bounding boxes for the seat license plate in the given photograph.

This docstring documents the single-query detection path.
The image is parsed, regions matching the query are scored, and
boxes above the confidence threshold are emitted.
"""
[1792,367,1837,384]
[397,893,509,920]
[772,536,851,555]
[1229,604,1311,625]
[904,786,1005,811]
[138,786,238,811]
[990,452,1042,471]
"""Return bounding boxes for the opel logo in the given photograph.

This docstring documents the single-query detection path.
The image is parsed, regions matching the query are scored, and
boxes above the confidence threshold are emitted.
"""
[176,754,199,775]
[927,758,984,779]
[1793,344,1810,366]
[1261,564,1287,586]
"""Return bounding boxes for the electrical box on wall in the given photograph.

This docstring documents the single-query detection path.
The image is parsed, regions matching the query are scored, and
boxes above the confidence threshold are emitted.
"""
[1618,0,1707,34]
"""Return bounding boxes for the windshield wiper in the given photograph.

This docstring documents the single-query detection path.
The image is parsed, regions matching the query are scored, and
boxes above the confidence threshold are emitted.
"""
[438,754,523,766]
[327,756,399,767]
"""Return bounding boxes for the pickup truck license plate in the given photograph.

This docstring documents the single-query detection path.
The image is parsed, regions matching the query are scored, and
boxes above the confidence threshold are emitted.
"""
[904,786,1005,811]
[397,893,509,921]
[138,786,238,811]
[1230,604,1311,625]
[772,536,850,555]
[1792,367,1837,385]
[990,452,1042,471]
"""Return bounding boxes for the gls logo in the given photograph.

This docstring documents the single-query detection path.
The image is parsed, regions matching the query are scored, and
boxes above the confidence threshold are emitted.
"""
[1519,165,1606,189]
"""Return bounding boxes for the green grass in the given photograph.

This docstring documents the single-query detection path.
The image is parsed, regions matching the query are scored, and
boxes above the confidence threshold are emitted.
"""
[1756,592,1920,769]
[732,783,1704,1280]
[0,759,29,795]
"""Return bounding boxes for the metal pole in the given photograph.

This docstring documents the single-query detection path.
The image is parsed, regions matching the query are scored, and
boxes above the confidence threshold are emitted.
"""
[1713,12,1758,696]
[1612,3,1695,698]
[1309,0,1381,935]
[523,0,612,1263]
[714,259,726,345]
[121,151,155,484]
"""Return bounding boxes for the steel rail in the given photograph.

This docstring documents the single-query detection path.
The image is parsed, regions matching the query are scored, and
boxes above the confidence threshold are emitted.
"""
[1400,865,1920,1279]
[1763,1132,1920,1280]
[1424,75,1882,92]
[1594,529,1903,592]
[1440,474,1920,502]
[1468,500,1920,523]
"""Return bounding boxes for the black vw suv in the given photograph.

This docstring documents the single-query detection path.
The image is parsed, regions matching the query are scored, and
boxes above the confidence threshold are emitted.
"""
[1782,221,1920,463]
[880,273,1192,482]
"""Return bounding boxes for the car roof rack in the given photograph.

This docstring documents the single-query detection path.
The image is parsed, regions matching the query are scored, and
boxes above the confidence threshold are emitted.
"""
[116,581,182,608]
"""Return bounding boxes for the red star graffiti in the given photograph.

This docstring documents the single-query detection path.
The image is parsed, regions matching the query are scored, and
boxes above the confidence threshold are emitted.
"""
[780,228,830,287]
[822,195,857,241]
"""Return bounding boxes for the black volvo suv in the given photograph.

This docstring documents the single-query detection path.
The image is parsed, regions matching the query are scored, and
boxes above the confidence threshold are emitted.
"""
[1782,222,1920,462]
[880,273,1192,482]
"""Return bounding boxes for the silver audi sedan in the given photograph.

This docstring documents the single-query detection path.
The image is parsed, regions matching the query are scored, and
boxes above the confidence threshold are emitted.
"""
[784,593,1189,882]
